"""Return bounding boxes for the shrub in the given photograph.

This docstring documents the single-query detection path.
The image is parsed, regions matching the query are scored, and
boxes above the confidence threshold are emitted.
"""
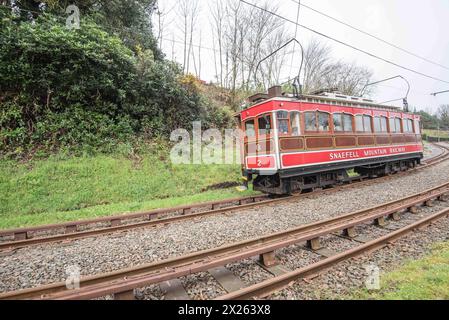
[0,12,233,158]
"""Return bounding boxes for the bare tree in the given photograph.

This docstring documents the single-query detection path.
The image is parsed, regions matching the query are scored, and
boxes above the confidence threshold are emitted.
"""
[241,1,284,90]
[437,105,449,129]
[170,0,372,99]
[176,0,189,73]
[187,0,200,75]
[209,0,226,86]
[302,39,372,96]
[224,0,245,92]
[210,0,287,92]
[176,0,200,74]
[302,39,335,93]
[322,61,373,96]
[256,27,290,90]
[154,1,176,49]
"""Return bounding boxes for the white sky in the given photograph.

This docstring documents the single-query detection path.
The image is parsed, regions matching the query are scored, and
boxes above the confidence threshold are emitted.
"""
[155,0,449,113]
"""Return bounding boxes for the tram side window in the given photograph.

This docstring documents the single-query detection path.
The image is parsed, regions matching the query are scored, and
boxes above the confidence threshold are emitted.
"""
[304,112,330,132]
[381,117,388,132]
[414,120,421,134]
[258,115,272,136]
[305,112,316,132]
[333,114,344,132]
[356,115,372,133]
[389,118,396,133]
[363,115,372,132]
[290,111,301,136]
[355,115,364,132]
[395,118,402,133]
[276,111,289,135]
[374,117,388,133]
[343,114,353,132]
[333,113,353,132]
[318,112,330,131]
[374,117,382,133]
[405,119,414,133]
[245,120,255,138]
[403,119,410,133]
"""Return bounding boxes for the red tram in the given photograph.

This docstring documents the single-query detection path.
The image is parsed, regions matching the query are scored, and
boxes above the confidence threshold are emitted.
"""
[237,86,424,194]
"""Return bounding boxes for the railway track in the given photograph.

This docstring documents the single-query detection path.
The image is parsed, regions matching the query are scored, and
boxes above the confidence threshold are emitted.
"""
[0,142,448,252]
[1,180,448,300]
[216,206,449,300]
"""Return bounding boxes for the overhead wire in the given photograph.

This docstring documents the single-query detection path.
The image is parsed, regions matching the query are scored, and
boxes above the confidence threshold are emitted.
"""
[289,0,449,71]
[239,0,449,85]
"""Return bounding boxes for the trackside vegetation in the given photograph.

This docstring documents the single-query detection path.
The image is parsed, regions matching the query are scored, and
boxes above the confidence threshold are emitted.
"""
[0,145,257,229]
[0,6,234,159]
[0,2,248,229]
[352,242,449,300]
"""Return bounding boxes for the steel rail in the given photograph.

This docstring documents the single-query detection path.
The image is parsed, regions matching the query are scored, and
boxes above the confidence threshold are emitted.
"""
[216,206,449,300]
[0,143,447,252]
[424,142,449,164]
[1,181,448,300]
[0,194,269,240]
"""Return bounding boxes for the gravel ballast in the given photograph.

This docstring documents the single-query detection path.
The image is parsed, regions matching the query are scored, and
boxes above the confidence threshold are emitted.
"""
[1,144,448,296]
[270,203,449,300]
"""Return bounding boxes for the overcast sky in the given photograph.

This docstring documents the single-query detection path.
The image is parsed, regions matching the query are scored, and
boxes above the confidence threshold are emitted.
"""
[155,0,449,113]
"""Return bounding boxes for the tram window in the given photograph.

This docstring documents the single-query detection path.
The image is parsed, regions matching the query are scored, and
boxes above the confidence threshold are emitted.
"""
[374,117,382,133]
[245,120,255,137]
[406,119,414,133]
[403,119,410,132]
[290,112,301,136]
[333,114,344,132]
[276,111,289,135]
[258,115,272,136]
[356,115,372,132]
[381,117,388,132]
[276,111,289,119]
[414,120,421,134]
[305,112,316,132]
[356,115,364,132]
[363,115,372,133]
[318,112,330,131]
[333,113,353,132]
[305,112,330,132]
[374,117,388,133]
[389,118,396,133]
[395,118,402,133]
[277,120,289,134]
[343,114,353,132]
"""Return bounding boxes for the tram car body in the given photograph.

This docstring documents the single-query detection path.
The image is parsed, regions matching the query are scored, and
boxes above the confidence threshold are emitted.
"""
[237,86,424,195]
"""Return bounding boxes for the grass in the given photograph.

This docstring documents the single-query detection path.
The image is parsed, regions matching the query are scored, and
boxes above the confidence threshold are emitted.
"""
[352,242,449,300]
[423,129,449,138]
[0,153,258,229]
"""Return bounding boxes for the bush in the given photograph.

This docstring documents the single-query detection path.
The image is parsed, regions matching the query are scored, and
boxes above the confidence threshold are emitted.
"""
[0,12,232,158]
